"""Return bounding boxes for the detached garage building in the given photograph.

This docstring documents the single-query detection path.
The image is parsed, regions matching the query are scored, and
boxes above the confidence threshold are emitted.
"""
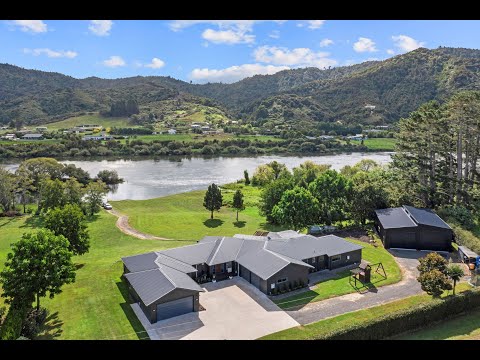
[374,205,453,251]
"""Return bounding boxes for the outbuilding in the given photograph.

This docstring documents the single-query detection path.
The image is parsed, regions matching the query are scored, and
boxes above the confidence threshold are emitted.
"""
[374,205,453,251]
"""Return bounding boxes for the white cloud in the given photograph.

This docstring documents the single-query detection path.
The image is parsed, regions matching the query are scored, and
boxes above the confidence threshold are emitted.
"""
[190,63,289,83]
[10,20,47,33]
[353,37,377,53]
[202,28,254,44]
[269,30,280,39]
[319,38,334,47]
[88,20,113,36]
[253,45,337,68]
[23,48,77,58]
[307,20,325,29]
[386,49,395,55]
[392,35,425,52]
[103,55,126,67]
[145,57,165,69]
[297,20,326,29]
[169,20,260,31]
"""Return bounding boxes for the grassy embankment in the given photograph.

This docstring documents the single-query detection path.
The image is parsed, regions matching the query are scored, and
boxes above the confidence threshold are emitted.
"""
[362,138,396,151]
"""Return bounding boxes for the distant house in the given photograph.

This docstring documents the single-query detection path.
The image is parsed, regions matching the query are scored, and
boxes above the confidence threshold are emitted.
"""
[364,104,376,110]
[168,129,177,135]
[36,126,48,133]
[3,134,16,140]
[347,134,366,141]
[201,126,210,131]
[80,124,102,129]
[22,133,44,140]
[374,205,453,251]
[191,124,201,129]
[82,134,113,141]
[319,135,334,140]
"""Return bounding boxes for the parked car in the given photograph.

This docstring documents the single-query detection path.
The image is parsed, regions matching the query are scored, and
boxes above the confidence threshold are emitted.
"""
[308,225,337,235]
[103,202,112,210]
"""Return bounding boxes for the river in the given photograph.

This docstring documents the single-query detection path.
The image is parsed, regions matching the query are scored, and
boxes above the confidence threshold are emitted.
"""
[3,152,393,201]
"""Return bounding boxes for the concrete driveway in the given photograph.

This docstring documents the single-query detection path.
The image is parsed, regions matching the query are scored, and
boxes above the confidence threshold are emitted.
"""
[134,277,299,340]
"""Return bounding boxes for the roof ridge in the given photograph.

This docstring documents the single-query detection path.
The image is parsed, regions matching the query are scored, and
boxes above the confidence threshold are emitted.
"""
[234,239,246,260]
[401,206,419,225]
[207,237,225,265]
[157,265,177,288]
[155,251,193,267]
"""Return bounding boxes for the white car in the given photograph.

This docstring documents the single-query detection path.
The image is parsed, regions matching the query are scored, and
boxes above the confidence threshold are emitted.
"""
[103,202,112,210]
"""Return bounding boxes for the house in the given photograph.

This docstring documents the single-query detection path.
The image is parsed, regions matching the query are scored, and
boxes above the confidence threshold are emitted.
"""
[82,134,113,141]
[201,126,210,131]
[191,124,201,129]
[364,105,376,110]
[35,127,48,133]
[68,127,86,134]
[3,134,16,140]
[319,135,334,140]
[374,205,453,251]
[168,129,177,135]
[22,133,44,140]
[347,134,366,141]
[122,231,362,323]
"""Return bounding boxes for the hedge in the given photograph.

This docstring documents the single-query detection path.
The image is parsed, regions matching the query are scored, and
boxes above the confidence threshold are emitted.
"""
[0,304,29,340]
[313,288,480,340]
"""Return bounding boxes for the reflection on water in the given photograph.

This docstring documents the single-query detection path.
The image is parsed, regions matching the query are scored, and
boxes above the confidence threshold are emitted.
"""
[3,153,393,200]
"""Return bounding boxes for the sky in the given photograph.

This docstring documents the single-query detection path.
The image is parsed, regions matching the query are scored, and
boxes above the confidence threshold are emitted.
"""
[2,20,480,84]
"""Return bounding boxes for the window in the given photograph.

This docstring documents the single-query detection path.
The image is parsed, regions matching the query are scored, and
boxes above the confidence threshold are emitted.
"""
[331,255,341,262]
[277,277,288,284]
[346,255,350,260]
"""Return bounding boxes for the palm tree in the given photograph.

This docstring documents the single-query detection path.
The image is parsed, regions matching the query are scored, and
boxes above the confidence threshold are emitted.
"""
[447,264,464,295]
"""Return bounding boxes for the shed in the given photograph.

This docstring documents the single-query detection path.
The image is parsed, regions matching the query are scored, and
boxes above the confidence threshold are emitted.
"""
[22,133,44,140]
[374,205,453,251]
[458,246,479,264]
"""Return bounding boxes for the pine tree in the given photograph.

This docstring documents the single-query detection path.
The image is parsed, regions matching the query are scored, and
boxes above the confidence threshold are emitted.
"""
[232,190,245,221]
[203,183,223,219]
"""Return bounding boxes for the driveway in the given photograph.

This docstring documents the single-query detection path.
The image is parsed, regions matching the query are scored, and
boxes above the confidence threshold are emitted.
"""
[133,277,299,340]
[285,249,433,325]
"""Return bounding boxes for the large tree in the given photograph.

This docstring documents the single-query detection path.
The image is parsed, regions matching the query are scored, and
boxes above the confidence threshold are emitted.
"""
[203,183,223,219]
[84,181,108,216]
[293,161,331,187]
[96,170,124,185]
[308,170,352,225]
[0,230,76,311]
[14,168,35,214]
[272,186,319,230]
[17,158,64,189]
[38,178,65,213]
[0,167,15,213]
[63,178,84,206]
[259,177,295,223]
[44,204,90,256]
[232,190,245,222]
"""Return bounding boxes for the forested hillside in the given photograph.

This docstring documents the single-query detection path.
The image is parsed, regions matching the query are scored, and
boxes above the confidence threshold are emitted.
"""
[1,47,480,127]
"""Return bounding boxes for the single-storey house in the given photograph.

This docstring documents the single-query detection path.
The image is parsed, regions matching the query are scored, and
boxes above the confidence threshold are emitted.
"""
[122,231,362,323]
[374,205,453,251]
[168,129,176,135]
[82,134,113,141]
[22,133,44,140]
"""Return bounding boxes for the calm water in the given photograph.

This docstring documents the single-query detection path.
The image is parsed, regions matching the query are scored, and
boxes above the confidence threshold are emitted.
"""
[3,153,393,200]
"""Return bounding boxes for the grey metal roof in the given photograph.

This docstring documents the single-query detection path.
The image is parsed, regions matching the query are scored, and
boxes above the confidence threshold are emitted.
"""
[154,253,197,273]
[22,133,43,138]
[236,248,312,280]
[270,230,303,239]
[458,246,478,259]
[233,234,268,241]
[124,267,203,306]
[206,237,244,266]
[403,205,451,229]
[266,235,362,259]
[375,207,417,229]
[159,241,217,265]
[198,236,223,243]
[122,252,159,272]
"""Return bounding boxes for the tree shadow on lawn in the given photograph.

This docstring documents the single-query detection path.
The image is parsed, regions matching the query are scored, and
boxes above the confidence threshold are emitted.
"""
[233,221,246,228]
[116,280,150,340]
[20,215,44,229]
[36,311,63,340]
[203,219,224,228]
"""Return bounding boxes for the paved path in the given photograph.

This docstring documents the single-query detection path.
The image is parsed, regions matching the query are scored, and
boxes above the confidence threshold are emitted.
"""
[285,249,425,325]
[107,209,172,240]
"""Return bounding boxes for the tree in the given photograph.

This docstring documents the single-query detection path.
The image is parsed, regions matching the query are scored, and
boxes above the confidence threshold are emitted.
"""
[203,183,223,219]
[417,269,452,297]
[96,170,124,185]
[44,204,90,256]
[62,164,91,185]
[417,252,449,275]
[447,264,464,295]
[14,168,35,214]
[308,170,352,225]
[244,170,250,185]
[38,179,65,213]
[267,161,288,180]
[251,165,275,186]
[293,161,331,187]
[271,186,319,230]
[17,158,64,188]
[63,178,84,206]
[259,178,295,223]
[232,190,245,221]
[0,167,15,213]
[0,230,76,311]
[84,181,108,216]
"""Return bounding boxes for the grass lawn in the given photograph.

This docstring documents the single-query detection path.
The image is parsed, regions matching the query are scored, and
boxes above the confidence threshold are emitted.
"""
[261,282,471,340]
[362,138,396,151]
[274,239,402,309]
[396,307,480,340]
[112,183,286,240]
[0,212,193,340]
[46,114,132,130]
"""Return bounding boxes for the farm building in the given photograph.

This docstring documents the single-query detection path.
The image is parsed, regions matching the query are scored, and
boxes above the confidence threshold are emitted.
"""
[374,205,453,251]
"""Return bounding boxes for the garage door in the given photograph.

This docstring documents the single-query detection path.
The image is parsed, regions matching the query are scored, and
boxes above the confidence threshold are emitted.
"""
[240,265,250,282]
[156,296,193,322]
[250,272,261,289]
[390,231,417,249]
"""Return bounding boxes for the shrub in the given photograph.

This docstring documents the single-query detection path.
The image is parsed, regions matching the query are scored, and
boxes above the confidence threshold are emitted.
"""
[0,304,29,340]
[438,206,475,230]
[452,224,480,254]
[314,288,480,340]
[20,307,49,339]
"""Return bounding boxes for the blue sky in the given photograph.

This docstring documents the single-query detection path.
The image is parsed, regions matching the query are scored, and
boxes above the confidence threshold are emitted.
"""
[2,20,480,83]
